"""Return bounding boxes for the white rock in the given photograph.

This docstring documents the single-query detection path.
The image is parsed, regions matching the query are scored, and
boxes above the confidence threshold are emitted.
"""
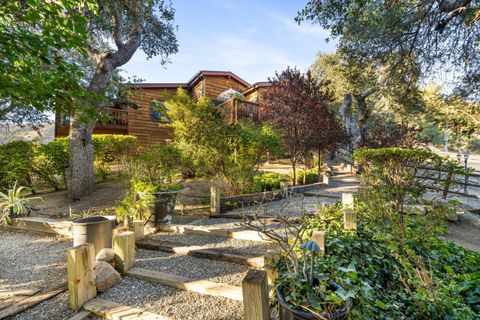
[96,248,115,263]
[93,261,121,293]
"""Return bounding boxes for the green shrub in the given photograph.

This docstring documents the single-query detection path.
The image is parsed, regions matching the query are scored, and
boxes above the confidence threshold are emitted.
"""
[33,138,69,190]
[252,172,287,192]
[0,141,35,191]
[296,168,319,185]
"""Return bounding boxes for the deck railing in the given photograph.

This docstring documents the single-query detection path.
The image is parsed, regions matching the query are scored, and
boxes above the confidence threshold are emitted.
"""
[97,108,128,129]
[218,98,261,124]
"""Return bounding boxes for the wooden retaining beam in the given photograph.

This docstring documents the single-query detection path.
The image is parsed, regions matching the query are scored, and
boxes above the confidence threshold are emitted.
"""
[83,298,168,320]
[0,283,67,319]
[127,267,243,301]
[68,310,91,320]
[0,217,72,238]
[67,244,97,311]
[242,269,270,320]
[158,224,274,242]
[136,238,264,267]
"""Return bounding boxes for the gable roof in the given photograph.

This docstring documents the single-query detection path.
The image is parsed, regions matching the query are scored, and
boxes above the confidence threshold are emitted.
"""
[187,70,250,87]
[131,70,251,89]
[243,81,273,95]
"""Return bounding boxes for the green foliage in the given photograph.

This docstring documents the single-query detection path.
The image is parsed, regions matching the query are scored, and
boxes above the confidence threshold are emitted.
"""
[164,89,283,195]
[296,168,319,185]
[251,172,287,192]
[223,121,283,195]
[0,141,35,191]
[33,138,69,190]
[121,144,180,188]
[116,180,157,223]
[276,204,480,319]
[0,0,96,124]
[93,135,139,180]
[117,144,181,222]
[354,148,458,212]
[0,135,138,191]
[0,182,42,224]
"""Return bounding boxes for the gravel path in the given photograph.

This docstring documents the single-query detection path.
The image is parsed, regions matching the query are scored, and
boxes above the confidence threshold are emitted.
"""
[0,230,71,292]
[135,249,249,286]
[150,232,279,256]
[98,277,244,320]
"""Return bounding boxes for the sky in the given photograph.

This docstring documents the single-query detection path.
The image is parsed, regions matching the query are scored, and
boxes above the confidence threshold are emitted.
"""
[121,0,337,85]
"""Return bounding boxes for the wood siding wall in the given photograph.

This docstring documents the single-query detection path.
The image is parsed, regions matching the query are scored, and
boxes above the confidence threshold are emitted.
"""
[55,126,128,138]
[204,76,248,100]
[127,88,176,147]
[244,87,269,105]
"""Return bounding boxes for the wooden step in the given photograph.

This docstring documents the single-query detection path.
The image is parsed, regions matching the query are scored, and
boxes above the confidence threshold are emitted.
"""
[127,267,243,301]
[83,298,168,320]
[136,238,264,267]
[0,283,67,319]
[302,192,342,199]
[158,224,274,242]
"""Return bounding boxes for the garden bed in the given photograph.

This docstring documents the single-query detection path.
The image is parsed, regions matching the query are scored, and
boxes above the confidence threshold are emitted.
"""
[219,182,325,213]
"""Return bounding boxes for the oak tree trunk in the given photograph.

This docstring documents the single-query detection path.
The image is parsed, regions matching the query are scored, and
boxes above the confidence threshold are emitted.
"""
[67,119,96,199]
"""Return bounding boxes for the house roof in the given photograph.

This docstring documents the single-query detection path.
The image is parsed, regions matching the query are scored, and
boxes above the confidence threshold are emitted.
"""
[243,81,273,95]
[187,70,250,87]
[131,83,188,89]
[130,70,251,89]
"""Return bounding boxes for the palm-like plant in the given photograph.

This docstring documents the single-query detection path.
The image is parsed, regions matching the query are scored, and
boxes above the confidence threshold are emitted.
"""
[0,182,42,224]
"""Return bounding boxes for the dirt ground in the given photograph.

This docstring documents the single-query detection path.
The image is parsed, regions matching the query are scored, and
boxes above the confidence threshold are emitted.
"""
[26,181,126,219]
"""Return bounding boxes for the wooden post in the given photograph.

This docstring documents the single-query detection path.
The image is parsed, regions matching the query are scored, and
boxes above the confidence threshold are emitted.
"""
[113,231,135,274]
[264,250,280,287]
[344,210,357,230]
[242,269,270,320]
[67,243,97,311]
[311,231,325,254]
[210,186,220,215]
[346,164,352,173]
[280,182,289,198]
[322,173,329,185]
[342,193,354,208]
[131,220,144,241]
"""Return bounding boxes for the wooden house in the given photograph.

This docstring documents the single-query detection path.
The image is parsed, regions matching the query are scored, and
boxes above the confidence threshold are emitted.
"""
[55,71,271,146]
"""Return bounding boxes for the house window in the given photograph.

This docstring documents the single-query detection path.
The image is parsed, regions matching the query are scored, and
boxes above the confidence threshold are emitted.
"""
[150,99,170,123]
[201,81,205,96]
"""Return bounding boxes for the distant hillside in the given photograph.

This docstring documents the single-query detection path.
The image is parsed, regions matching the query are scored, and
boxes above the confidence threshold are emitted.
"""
[0,123,55,145]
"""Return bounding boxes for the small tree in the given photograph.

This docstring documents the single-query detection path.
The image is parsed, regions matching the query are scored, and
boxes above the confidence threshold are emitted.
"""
[262,67,347,185]
[67,1,178,199]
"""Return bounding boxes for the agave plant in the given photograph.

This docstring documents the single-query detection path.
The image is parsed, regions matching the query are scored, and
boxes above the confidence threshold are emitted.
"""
[0,182,42,224]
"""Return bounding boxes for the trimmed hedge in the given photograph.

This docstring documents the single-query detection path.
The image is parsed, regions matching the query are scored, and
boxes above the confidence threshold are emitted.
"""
[0,134,139,191]
[296,168,320,185]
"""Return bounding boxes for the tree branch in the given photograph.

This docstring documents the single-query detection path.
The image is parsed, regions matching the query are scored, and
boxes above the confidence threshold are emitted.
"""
[112,8,123,49]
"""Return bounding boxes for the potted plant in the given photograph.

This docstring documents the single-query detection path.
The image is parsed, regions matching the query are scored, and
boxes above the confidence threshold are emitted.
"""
[276,240,351,320]
[243,202,351,320]
[117,145,181,228]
